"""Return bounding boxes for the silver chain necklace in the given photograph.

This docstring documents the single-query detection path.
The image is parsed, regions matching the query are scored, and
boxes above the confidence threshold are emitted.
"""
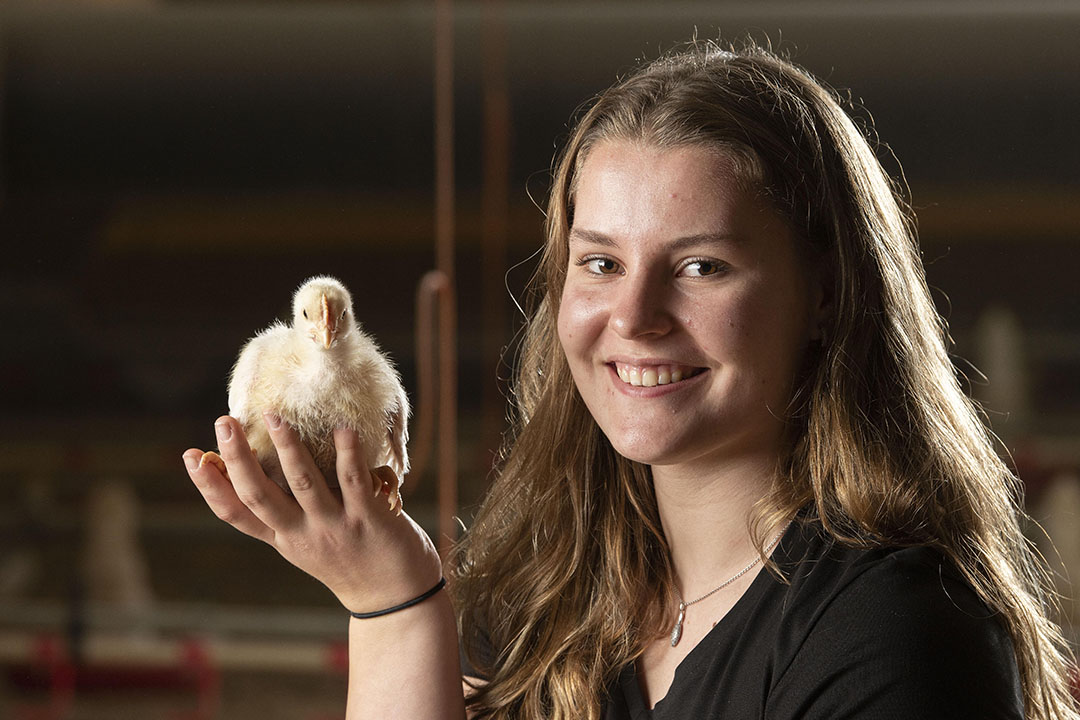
[669,523,790,647]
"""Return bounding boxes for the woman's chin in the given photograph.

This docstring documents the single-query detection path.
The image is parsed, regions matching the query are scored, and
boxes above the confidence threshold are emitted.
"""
[605,433,685,467]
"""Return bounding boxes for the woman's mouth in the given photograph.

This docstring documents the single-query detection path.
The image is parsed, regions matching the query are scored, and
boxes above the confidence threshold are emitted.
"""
[611,362,705,388]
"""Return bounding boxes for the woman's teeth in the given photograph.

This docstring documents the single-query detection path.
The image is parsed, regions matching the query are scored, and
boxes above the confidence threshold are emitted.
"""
[614,363,701,387]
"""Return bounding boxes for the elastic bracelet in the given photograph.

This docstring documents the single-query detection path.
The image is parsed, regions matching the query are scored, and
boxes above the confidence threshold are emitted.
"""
[348,577,447,620]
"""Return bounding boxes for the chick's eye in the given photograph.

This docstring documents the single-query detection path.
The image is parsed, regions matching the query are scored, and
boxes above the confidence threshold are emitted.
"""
[303,309,308,319]
[680,258,725,277]
[340,310,347,320]
[578,256,622,275]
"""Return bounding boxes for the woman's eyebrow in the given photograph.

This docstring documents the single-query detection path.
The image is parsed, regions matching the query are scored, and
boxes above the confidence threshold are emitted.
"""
[568,228,741,250]
[568,228,617,247]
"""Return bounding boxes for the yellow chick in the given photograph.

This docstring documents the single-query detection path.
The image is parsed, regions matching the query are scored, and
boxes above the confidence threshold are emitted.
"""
[201,276,409,512]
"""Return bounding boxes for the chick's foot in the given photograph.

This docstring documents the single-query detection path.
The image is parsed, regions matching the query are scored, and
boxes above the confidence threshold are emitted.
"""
[372,465,403,516]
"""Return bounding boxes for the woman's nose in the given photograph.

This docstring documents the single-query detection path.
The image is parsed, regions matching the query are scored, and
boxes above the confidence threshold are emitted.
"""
[609,273,673,339]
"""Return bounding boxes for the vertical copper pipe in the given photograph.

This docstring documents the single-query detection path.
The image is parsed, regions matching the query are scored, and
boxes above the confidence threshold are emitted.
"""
[481,0,511,472]
[408,271,446,486]
[433,0,458,555]
[435,0,455,281]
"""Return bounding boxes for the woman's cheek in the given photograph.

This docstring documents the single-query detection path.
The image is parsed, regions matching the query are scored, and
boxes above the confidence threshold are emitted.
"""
[558,287,605,346]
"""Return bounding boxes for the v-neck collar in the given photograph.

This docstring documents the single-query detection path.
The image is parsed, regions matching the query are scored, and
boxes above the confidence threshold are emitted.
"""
[619,519,801,717]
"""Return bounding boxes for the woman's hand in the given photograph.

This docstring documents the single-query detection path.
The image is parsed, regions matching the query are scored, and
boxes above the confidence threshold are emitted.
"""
[182,413,442,613]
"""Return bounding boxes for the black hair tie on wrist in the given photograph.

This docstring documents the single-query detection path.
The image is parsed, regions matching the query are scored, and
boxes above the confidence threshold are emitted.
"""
[348,577,447,619]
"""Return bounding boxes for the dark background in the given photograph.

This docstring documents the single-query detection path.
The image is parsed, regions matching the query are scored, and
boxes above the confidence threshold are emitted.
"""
[0,1,1077,716]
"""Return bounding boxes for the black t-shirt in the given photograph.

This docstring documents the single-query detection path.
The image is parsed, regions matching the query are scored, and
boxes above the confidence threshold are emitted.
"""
[462,518,1025,719]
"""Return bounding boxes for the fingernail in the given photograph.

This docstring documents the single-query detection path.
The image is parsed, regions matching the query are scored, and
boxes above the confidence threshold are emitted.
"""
[215,420,232,442]
[264,412,281,429]
[183,452,201,472]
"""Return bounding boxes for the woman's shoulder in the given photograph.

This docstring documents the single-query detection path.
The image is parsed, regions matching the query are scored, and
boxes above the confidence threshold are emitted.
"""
[782,519,978,605]
[781,518,1001,629]
[764,518,1024,718]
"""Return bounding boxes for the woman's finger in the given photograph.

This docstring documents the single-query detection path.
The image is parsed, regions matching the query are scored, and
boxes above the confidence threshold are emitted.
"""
[333,426,389,517]
[213,416,301,529]
[183,448,276,544]
[263,412,340,518]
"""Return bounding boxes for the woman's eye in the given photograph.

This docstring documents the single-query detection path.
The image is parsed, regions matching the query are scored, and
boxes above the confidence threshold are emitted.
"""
[680,259,724,277]
[580,256,621,275]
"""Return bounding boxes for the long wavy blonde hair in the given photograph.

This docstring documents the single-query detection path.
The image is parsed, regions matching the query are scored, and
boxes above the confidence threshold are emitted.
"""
[451,40,1078,720]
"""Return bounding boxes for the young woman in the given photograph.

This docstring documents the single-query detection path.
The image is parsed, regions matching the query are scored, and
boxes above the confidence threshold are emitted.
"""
[184,41,1078,719]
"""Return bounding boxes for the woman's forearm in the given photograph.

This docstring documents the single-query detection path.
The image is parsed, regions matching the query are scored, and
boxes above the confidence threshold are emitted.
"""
[346,590,466,720]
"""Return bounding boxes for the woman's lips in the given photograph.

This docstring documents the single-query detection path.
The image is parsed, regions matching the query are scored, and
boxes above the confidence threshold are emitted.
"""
[611,361,705,388]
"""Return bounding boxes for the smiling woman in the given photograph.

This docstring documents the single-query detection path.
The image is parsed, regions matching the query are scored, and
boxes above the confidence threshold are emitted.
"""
[451,40,1079,720]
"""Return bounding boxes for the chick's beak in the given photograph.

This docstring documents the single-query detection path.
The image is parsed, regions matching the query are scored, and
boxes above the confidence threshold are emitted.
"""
[317,293,337,349]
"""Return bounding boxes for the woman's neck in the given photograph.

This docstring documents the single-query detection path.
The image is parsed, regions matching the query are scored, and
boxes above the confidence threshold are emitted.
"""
[651,452,780,598]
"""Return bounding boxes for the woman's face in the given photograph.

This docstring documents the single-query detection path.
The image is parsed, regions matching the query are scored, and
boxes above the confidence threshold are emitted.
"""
[556,140,825,471]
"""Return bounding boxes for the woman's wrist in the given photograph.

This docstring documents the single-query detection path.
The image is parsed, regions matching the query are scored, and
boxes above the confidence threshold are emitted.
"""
[331,510,444,614]
[347,577,447,619]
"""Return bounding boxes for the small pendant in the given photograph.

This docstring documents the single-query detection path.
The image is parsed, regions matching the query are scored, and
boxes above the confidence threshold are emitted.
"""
[670,602,686,647]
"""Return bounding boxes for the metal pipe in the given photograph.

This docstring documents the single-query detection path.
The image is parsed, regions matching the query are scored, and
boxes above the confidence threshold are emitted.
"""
[433,0,458,555]
[481,0,511,472]
[407,269,455,546]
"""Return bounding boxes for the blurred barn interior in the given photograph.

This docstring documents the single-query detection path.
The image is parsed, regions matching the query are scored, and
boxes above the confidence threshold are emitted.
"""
[0,0,1077,717]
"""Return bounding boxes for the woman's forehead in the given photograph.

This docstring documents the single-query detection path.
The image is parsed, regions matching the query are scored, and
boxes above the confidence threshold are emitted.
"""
[572,137,764,197]
[569,142,777,240]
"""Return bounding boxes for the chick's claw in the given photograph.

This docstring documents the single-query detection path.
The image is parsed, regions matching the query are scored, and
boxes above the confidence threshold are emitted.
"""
[198,451,229,480]
[372,465,403,516]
